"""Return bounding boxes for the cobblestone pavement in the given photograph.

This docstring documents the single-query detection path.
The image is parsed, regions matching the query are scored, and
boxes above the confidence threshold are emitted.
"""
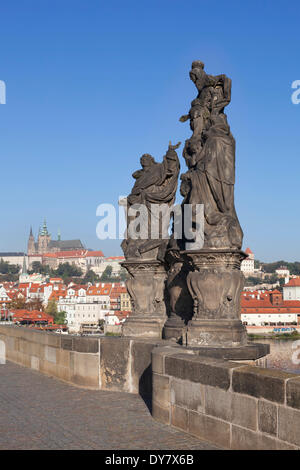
[0,362,219,450]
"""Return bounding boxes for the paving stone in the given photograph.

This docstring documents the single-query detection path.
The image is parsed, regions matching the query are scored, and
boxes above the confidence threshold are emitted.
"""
[0,362,219,450]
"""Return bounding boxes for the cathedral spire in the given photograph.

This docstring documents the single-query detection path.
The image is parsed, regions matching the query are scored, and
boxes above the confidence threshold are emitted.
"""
[22,255,27,274]
[58,228,61,241]
[42,218,49,236]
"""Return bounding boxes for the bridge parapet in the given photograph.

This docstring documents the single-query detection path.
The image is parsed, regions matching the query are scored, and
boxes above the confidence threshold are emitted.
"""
[0,325,299,450]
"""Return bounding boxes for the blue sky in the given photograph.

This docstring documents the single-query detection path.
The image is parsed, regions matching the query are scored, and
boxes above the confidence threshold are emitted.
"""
[0,0,299,262]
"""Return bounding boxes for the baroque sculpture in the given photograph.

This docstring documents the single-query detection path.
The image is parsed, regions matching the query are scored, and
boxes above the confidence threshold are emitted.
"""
[179,61,247,348]
[121,61,269,359]
[121,142,181,338]
[179,60,243,250]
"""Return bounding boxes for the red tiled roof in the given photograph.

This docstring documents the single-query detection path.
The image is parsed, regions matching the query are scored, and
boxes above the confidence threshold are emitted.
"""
[241,289,300,314]
[285,278,300,287]
[12,309,54,323]
[86,251,104,257]
[87,286,111,296]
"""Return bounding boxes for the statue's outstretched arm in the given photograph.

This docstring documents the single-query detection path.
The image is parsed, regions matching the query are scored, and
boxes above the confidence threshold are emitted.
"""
[168,140,181,150]
[179,114,189,123]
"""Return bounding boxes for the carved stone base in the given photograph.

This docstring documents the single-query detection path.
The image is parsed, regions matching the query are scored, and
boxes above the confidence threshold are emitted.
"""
[163,314,187,343]
[185,249,248,348]
[163,249,193,343]
[122,316,166,339]
[186,319,247,348]
[121,259,167,339]
[185,342,270,361]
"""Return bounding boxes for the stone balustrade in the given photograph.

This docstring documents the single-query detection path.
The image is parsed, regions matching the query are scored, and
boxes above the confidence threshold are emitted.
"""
[0,325,299,450]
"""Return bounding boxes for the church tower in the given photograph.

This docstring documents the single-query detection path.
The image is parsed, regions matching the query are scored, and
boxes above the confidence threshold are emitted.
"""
[37,219,51,254]
[27,226,36,255]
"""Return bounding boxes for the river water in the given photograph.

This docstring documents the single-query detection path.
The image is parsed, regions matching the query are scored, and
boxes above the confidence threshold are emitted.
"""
[255,338,300,375]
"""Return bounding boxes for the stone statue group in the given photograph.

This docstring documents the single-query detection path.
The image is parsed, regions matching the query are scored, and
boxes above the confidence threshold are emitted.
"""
[121,62,247,348]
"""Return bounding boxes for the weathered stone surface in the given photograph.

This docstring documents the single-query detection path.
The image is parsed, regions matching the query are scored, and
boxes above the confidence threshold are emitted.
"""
[231,393,257,430]
[286,377,300,410]
[189,411,230,448]
[72,337,99,353]
[151,345,183,374]
[165,353,241,389]
[152,373,170,425]
[100,337,130,392]
[232,365,295,403]
[70,351,99,389]
[192,342,270,360]
[30,356,39,370]
[61,336,73,351]
[41,331,61,348]
[258,400,277,436]
[204,385,231,421]
[130,339,159,396]
[123,316,165,339]
[278,405,300,447]
[39,358,58,378]
[152,401,170,425]
[204,387,257,430]
[171,405,188,431]
[45,345,57,364]
[152,373,170,408]
[171,378,205,413]
[56,348,71,369]
[231,425,296,450]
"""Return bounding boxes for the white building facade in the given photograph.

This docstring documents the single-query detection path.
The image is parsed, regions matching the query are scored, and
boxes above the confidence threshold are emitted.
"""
[283,279,300,301]
[241,247,255,275]
[241,312,298,326]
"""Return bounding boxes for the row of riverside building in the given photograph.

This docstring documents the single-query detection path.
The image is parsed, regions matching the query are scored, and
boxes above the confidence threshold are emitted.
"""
[1,276,300,332]
[0,277,132,333]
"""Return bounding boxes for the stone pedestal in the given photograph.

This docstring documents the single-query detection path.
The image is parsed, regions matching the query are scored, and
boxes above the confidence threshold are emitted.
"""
[122,260,168,338]
[185,249,248,348]
[163,250,193,343]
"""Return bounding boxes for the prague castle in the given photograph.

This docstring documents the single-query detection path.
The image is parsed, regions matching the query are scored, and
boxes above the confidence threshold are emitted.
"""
[27,219,84,256]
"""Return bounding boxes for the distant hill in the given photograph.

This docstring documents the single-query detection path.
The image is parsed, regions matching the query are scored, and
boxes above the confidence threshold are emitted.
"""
[258,260,300,275]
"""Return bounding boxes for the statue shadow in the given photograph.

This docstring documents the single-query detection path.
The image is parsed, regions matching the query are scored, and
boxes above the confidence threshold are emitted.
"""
[138,364,152,413]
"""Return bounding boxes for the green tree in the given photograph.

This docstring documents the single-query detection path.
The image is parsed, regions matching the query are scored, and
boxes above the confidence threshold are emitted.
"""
[45,299,58,316]
[244,276,264,287]
[83,269,99,284]
[100,265,113,282]
[54,311,67,325]
[45,300,66,324]
[56,263,82,279]
[30,261,43,273]
[0,259,9,274]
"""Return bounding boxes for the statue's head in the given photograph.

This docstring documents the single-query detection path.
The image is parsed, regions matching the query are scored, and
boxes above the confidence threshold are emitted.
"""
[190,61,205,84]
[140,154,155,169]
[191,60,205,70]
